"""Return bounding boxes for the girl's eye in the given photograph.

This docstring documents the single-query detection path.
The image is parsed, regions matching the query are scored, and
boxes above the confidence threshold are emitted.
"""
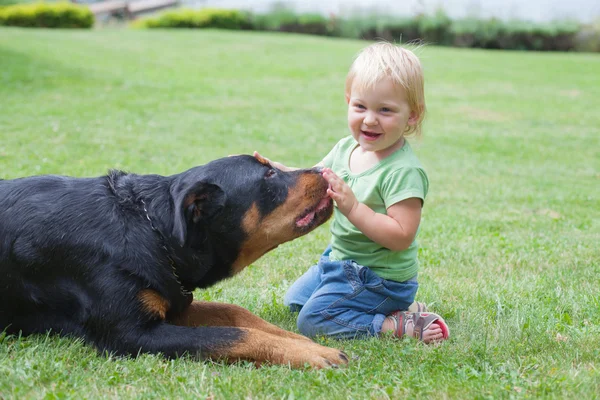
[381,107,392,112]
[354,104,365,109]
[265,169,277,179]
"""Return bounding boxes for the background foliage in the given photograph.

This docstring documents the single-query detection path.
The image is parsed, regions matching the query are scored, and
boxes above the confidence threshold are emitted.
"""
[0,2,93,28]
[134,6,597,52]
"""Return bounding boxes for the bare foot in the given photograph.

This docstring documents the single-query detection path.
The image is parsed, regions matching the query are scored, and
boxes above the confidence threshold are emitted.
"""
[381,312,449,344]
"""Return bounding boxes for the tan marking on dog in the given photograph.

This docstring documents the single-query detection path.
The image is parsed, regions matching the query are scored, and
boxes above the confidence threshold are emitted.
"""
[220,328,347,369]
[231,173,330,275]
[183,193,210,219]
[138,289,170,320]
[171,301,312,341]
[254,153,270,166]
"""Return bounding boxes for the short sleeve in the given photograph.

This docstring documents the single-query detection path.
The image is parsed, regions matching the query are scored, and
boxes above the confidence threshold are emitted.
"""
[321,139,343,168]
[380,167,429,208]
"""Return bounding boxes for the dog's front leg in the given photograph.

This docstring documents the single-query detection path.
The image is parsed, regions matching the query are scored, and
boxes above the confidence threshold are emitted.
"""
[119,324,347,369]
[169,300,311,342]
[217,327,348,369]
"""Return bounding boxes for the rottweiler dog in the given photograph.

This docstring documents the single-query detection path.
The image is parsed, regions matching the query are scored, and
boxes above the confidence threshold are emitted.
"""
[0,154,348,368]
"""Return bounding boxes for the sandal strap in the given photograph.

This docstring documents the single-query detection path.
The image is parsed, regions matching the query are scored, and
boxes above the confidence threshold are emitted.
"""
[413,313,441,340]
[389,311,400,336]
[388,311,409,337]
[389,311,414,338]
[388,312,444,340]
[408,301,428,313]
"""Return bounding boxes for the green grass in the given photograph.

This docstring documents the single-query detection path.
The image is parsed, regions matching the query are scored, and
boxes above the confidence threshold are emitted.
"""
[1,27,599,399]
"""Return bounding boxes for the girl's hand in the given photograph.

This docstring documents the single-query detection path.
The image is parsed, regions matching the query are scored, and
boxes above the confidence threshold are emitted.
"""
[322,168,358,217]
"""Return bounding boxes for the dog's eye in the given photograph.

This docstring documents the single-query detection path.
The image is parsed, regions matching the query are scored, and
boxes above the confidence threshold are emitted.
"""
[264,169,277,179]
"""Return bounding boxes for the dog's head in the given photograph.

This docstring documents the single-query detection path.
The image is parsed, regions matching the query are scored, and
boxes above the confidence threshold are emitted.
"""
[170,155,333,274]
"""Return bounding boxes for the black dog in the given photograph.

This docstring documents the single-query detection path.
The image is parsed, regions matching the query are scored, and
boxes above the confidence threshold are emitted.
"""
[0,154,348,368]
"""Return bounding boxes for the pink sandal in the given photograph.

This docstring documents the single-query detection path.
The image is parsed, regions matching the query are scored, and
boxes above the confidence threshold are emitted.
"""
[388,311,450,342]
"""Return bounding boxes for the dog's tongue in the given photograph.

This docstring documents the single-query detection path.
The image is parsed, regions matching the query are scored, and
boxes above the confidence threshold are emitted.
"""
[296,197,330,227]
[297,211,316,227]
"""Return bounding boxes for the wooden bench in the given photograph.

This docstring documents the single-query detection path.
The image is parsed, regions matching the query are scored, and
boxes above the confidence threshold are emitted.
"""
[127,0,178,17]
[81,0,178,19]
[87,0,129,16]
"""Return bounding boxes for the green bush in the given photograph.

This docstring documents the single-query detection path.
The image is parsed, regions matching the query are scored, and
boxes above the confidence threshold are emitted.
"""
[251,8,297,31]
[339,10,451,45]
[134,8,251,30]
[416,9,453,45]
[451,18,507,49]
[0,2,94,28]
[337,15,420,43]
[294,13,333,35]
[450,18,481,47]
[338,10,580,51]
[374,17,421,43]
[252,11,336,36]
[336,15,376,40]
[575,19,600,52]
[0,0,27,6]
[451,18,579,51]
[129,6,590,52]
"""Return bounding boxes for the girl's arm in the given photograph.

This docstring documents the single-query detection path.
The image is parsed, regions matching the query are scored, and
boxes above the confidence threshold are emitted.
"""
[323,168,421,251]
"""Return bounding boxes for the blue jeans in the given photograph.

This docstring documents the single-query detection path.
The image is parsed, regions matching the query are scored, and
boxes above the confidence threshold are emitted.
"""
[284,247,418,339]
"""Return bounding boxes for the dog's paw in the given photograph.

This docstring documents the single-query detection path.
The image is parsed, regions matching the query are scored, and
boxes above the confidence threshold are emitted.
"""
[287,342,349,369]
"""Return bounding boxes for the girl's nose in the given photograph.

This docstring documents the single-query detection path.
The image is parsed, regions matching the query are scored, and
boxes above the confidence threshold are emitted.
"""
[363,112,378,126]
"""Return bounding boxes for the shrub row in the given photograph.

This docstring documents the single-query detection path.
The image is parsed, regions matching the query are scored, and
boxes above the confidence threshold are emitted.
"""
[135,7,594,52]
[279,9,582,52]
[1,3,593,52]
[575,20,600,52]
[0,2,94,28]
[448,18,580,51]
[252,9,336,36]
[132,8,251,30]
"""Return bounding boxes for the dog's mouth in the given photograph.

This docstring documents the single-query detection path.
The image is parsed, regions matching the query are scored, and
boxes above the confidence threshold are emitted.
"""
[296,195,333,229]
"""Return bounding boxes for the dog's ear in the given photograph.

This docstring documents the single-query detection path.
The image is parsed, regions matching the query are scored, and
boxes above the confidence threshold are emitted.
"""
[171,181,226,246]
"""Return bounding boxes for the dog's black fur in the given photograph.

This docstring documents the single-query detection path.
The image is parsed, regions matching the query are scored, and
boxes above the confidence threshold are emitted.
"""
[0,155,343,366]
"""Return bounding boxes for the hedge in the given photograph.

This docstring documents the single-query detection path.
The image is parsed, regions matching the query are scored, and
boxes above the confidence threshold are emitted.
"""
[132,8,251,30]
[450,19,580,51]
[131,7,593,52]
[0,2,94,28]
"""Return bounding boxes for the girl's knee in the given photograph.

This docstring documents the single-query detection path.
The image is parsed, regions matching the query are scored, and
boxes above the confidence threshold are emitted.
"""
[296,306,327,338]
[287,303,303,313]
[297,306,354,339]
[282,290,294,307]
[284,289,305,312]
[296,303,378,339]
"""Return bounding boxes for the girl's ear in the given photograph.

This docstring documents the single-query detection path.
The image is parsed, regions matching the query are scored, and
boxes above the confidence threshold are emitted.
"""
[345,93,350,104]
[407,108,421,126]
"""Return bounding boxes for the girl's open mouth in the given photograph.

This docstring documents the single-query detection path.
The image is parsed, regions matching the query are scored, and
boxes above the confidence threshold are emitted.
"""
[361,130,381,140]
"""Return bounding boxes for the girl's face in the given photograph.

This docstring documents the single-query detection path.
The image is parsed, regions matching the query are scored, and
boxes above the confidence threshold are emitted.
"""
[346,77,418,154]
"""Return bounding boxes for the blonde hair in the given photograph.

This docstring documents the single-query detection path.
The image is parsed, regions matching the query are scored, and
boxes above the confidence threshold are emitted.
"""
[345,42,426,137]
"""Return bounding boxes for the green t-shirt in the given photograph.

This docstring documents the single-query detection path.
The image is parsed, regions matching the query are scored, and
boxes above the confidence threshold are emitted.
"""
[322,136,429,282]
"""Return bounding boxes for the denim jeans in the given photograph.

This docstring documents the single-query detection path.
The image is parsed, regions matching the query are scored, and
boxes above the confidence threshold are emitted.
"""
[284,247,418,339]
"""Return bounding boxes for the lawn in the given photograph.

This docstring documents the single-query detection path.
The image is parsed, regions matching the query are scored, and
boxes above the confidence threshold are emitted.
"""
[0,27,599,399]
